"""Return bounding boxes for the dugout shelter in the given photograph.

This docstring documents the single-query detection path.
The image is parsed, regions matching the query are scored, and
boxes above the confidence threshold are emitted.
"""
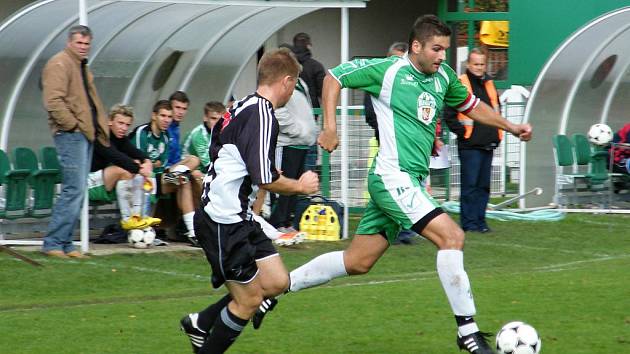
[521,6,630,208]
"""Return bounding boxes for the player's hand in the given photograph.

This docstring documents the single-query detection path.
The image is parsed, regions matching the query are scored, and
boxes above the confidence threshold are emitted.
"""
[298,170,319,195]
[511,123,532,142]
[318,129,339,152]
[432,137,444,156]
[139,164,152,178]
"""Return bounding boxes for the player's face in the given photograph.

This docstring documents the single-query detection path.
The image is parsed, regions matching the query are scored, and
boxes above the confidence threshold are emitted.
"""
[170,100,189,123]
[67,33,91,59]
[204,110,224,129]
[152,108,173,132]
[410,35,449,74]
[109,114,133,139]
[467,52,487,77]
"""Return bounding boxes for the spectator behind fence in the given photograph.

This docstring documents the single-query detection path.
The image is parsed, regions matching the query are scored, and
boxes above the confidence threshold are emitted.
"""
[292,33,325,172]
[291,32,325,109]
[268,76,319,231]
[129,100,199,246]
[182,101,226,173]
[89,104,160,231]
[443,48,502,234]
[41,25,110,259]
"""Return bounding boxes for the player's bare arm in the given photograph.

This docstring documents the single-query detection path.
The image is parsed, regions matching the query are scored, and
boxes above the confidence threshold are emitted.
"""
[466,101,533,141]
[317,73,341,152]
[260,170,319,195]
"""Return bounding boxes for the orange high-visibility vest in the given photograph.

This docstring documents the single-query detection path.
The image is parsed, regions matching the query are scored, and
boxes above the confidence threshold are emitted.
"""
[457,74,503,140]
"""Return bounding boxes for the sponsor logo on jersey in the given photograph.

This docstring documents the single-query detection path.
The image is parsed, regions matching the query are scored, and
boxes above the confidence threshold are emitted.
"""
[417,92,437,125]
[400,73,418,87]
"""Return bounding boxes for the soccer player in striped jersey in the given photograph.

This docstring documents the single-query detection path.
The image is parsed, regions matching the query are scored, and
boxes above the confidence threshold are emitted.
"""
[179,48,318,354]
[254,15,532,354]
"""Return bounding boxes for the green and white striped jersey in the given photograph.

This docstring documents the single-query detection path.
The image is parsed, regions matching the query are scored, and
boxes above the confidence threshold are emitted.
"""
[330,56,478,179]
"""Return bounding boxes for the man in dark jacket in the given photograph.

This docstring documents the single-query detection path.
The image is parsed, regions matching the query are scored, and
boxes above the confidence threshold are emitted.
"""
[88,104,159,230]
[292,32,325,109]
[444,48,502,233]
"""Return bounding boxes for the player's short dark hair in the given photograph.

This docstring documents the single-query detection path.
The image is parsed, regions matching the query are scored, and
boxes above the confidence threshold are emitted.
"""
[257,48,300,86]
[68,25,92,39]
[293,32,311,47]
[169,90,189,104]
[204,101,226,116]
[408,15,451,48]
[109,103,134,120]
[152,99,172,114]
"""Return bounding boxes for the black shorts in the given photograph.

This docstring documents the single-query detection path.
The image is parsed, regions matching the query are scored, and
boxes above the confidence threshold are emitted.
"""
[194,209,278,289]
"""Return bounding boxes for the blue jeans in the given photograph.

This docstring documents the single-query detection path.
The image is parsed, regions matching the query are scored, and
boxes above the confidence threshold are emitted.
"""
[43,132,93,253]
[458,149,493,231]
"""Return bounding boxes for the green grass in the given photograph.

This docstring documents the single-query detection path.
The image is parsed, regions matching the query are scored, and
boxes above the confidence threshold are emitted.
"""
[1,214,629,353]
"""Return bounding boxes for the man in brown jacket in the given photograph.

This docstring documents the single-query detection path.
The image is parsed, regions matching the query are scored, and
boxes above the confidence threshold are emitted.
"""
[41,25,109,258]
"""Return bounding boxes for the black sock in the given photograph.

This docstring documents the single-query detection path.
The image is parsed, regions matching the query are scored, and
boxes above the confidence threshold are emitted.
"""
[197,294,232,331]
[455,315,475,327]
[199,306,248,354]
[455,315,479,336]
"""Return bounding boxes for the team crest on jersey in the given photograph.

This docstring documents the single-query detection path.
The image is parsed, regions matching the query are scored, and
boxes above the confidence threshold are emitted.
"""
[417,92,436,125]
[221,111,232,130]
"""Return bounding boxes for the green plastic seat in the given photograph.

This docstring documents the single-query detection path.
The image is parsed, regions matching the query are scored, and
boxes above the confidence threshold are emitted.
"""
[12,147,58,218]
[552,134,588,206]
[40,146,62,184]
[0,149,30,219]
[552,134,575,167]
[572,134,608,187]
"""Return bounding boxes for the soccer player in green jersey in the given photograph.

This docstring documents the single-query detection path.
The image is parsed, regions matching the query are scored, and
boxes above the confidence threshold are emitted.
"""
[130,100,200,245]
[254,15,532,354]
[181,101,226,173]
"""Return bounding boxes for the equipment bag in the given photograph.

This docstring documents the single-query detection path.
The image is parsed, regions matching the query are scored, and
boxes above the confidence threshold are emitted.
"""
[294,195,343,241]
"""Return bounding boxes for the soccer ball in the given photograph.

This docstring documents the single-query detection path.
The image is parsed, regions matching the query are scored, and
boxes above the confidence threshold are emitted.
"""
[587,123,613,145]
[128,227,156,249]
[496,321,541,354]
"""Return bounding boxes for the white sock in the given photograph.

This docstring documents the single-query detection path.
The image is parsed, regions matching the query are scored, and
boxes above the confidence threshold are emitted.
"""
[115,180,132,220]
[183,211,195,237]
[252,213,282,240]
[131,175,144,216]
[289,251,347,292]
[437,250,477,318]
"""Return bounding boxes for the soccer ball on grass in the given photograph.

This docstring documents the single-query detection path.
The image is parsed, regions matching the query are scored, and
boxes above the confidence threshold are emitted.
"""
[587,123,613,146]
[128,227,156,249]
[495,321,541,354]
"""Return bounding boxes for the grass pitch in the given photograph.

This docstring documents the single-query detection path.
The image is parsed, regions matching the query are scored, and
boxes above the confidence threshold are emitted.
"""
[1,213,629,353]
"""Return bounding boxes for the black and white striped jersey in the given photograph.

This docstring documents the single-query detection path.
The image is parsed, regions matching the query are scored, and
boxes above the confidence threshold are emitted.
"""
[200,93,280,224]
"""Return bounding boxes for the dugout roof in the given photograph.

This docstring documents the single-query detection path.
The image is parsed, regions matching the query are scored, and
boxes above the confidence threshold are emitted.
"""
[521,6,630,208]
[0,0,365,151]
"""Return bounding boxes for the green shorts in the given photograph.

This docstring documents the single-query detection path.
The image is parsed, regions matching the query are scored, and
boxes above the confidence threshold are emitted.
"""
[356,170,442,243]
[87,171,116,202]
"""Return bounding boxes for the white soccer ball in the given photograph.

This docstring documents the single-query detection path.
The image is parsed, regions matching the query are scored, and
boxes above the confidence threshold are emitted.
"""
[128,227,155,249]
[496,321,541,354]
[587,123,613,146]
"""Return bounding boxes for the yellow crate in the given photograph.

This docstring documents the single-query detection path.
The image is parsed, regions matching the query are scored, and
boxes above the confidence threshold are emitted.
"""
[299,204,341,241]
